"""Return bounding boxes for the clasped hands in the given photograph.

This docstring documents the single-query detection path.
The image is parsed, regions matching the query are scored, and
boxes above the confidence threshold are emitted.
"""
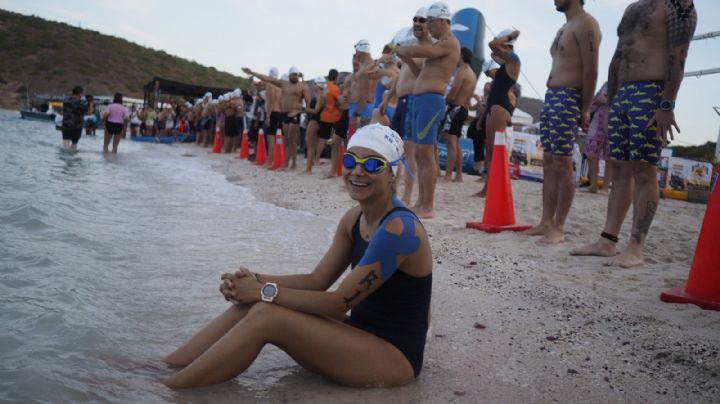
[219,267,261,305]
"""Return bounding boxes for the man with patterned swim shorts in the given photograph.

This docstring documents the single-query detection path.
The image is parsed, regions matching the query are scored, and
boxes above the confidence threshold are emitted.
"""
[526,0,601,245]
[396,1,460,219]
[572,0,697,267]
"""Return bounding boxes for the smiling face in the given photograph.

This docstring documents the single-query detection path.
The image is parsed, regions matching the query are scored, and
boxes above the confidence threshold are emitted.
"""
[343,147,394,202]
[413,16,428,39]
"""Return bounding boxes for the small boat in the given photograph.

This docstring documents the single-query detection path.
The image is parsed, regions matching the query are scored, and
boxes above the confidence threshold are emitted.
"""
[20,109,56,121]
[130,133,196,144]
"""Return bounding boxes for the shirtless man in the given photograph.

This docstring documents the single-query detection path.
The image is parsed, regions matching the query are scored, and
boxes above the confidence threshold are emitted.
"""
[242,66,310,170]
[442,47,477,183]
[396,2,460,218]
[572,0,696,267]
[263,67,283,168]
[363,45,400,125]
[349,40,376,131]
[381,6,430,206]
[526,0,601,244]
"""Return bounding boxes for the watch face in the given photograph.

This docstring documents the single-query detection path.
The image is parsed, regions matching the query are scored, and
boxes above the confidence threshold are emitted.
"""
[262,284,277,297]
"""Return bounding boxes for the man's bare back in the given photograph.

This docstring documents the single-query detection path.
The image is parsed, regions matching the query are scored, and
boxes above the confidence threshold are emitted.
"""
[447,62,477,108]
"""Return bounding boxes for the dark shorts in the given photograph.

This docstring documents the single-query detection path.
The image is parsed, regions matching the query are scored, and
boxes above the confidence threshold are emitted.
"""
[334,109,349,139]
[106,121,124,135]
[62,128,82,144]
[468,116,486,162]
[266,111,284,135]
[318,121,334,140]
[413,92,445,145]
[608,81,664,165]
[442,105,468,137]
[202,118,213,130]
[391,95,414,140]
[540,87,582,156]
[283,113,301,125]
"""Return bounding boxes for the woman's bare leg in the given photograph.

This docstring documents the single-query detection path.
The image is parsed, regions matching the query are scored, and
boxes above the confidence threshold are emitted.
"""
[163,303,414,388]
[163,304,252,367]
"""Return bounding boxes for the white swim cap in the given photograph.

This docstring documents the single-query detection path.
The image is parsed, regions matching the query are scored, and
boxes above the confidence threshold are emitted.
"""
[212,99,218,105]
[233,89,241,98]
[184,102,192,108]
[281,73,289,81]
[269,67,279,78]
[427,2,451,20]
[346,123,404,176]
[289,66,300,75]
[314,77,326,86]
[415,7,428,18]
[354,39,371,54]
[496,29,516,46]
[203,92,212,99]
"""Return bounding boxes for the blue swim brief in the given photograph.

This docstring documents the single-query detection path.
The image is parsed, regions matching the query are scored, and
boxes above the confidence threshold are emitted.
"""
[540,87,581,156]
[608,81,664,165]
[348,102,374,120]
[412,92,445,145]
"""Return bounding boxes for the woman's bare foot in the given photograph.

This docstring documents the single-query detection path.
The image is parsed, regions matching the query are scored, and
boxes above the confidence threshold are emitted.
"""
[536,227,565,245]
[570,238,617,257]
[414,208,435,219]
[524,223,549,236]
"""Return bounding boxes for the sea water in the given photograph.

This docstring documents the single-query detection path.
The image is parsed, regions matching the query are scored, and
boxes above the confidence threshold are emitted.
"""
[0,109,335,402]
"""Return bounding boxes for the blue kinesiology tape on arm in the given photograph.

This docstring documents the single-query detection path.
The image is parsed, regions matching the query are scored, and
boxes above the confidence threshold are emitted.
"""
[358,213,420,281]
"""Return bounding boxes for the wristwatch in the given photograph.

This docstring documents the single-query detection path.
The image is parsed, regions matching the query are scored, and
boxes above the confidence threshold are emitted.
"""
[260,282,278,302]
[659,100,675,111]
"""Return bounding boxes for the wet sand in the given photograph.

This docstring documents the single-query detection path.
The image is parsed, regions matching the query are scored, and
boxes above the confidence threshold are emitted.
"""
[190,146,719,403]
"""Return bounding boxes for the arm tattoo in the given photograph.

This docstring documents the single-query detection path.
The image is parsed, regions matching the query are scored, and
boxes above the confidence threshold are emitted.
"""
[632,201,658,244]
[359,270,379,291]
[665,0,697,47]
[343,290,362,309]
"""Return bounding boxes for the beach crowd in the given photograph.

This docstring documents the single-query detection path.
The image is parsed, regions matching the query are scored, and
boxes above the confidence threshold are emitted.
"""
[57,0,699,389]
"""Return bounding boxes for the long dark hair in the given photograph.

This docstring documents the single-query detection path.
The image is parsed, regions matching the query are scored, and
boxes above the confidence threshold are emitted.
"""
[113,92,123,104]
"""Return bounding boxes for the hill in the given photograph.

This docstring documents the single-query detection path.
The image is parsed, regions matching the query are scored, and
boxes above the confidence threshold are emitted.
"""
[0,9,249,109]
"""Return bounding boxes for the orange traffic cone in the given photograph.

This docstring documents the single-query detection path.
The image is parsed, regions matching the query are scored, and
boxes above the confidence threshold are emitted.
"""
[270,128,285,170]
[660,182,720,310]
[210,126,222,153]
[236,129,249,159]
[337,141,346,177]
[466,131,531,233]
[255,128,267,166]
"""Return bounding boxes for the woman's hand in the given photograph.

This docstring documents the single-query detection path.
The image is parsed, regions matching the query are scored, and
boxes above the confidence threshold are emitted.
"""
[219,267,262,304]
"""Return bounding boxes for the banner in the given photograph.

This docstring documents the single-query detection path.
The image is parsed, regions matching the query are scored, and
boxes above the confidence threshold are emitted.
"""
[667,156,714,191]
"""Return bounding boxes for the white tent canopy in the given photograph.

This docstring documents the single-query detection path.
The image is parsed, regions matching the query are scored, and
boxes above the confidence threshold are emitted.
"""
[512,107,534,126]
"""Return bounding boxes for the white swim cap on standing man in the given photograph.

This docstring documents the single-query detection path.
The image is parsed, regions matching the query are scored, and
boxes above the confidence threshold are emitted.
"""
[354,39,371,54]
[427,2,451,20]
[269,67,279,79]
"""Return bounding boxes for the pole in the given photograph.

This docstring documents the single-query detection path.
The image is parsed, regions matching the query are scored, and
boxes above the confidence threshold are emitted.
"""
[684,67,720,78]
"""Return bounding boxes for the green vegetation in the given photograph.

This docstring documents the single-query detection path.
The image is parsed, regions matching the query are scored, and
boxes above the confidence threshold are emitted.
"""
[670,141,717,163]
[0,9,249,109]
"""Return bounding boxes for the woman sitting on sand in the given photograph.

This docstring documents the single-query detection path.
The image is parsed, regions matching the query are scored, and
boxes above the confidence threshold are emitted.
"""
[163,123,433,388]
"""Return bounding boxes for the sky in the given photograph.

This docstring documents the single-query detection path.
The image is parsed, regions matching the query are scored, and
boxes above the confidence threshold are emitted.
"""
[2,0,718,146]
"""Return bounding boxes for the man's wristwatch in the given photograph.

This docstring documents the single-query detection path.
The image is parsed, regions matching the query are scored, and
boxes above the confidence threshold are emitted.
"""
[260,282,278,302]
[659,100,675,112]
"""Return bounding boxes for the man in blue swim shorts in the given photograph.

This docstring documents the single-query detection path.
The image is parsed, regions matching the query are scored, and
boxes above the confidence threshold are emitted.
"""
[572,0,697,267]
[526,0,601,245]
[396,1,460,219]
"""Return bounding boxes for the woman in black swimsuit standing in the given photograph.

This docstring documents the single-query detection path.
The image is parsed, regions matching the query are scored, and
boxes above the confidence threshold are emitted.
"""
[479,29,521,197]
[163,124,432,389]
[304,80,327,173]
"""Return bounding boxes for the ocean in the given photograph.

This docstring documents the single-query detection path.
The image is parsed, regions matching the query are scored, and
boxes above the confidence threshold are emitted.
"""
[0,109,336,402]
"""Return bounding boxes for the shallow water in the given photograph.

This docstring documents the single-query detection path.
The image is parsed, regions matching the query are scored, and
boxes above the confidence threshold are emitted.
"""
[0,110,335,402]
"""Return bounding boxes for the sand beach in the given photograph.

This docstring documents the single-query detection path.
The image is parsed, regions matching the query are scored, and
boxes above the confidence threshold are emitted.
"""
[181,146,720,403]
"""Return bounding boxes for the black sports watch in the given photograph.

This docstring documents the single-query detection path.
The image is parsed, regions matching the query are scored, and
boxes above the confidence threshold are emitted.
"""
[659,100,675,112]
